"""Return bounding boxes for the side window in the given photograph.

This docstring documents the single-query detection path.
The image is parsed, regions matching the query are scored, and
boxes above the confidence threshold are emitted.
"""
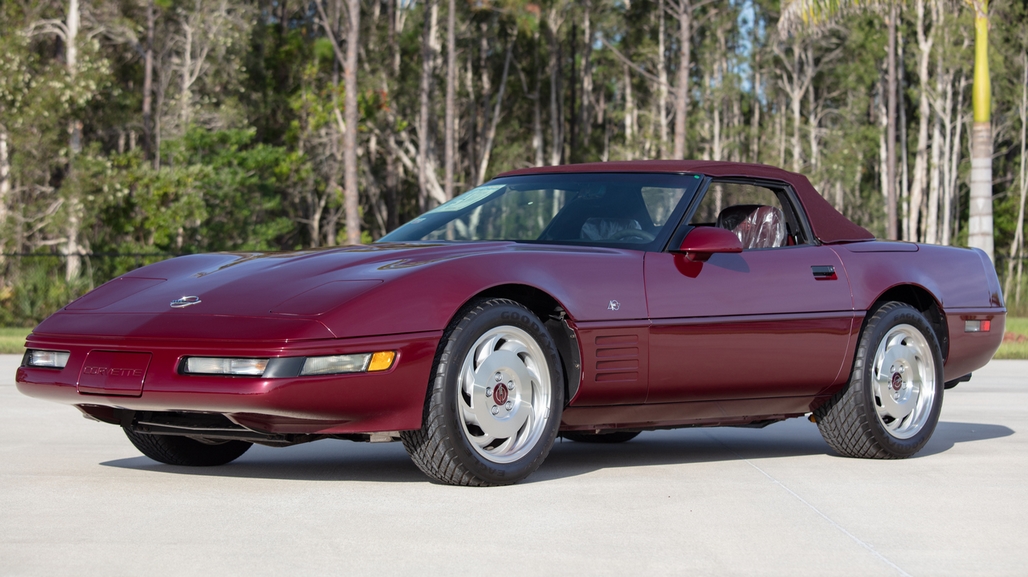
[688,181,809,249]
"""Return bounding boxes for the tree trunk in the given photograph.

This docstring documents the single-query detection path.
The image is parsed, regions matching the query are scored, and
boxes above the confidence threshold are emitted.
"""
[532,31,544,167]
[806,45,818,171]
[943,72,967,246]
[579,1,594,151]
[569,22,577,162]
[898,28,910,240]
[143,0,155,165]
[384,0,399,231]
[418,0,437,210]
[343,0,361,245]
[927,9,948,246]
[476,37,514,185]
[65,0,83,282]
[624,63,635,161]
[750,48,761,163]
[968,0,993,261]
[885,1,898,240]
[1004,51,1027,303]
[180,18,193,128]
[657,0,669,157]
[672,0,692,159]
[602,89,610,161]
[548,16,563,166]
[713,30,724,163]
[0,127,9,239]
[443,0,455,201]
[466,52,478,186]
[926,104,942,245]
[67,0,80,156]
[790,38,802,172]
[908,0,934,243]
[879,74,889,210]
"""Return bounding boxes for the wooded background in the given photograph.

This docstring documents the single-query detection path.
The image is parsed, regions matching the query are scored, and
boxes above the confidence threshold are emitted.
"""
[1,0,1027,325]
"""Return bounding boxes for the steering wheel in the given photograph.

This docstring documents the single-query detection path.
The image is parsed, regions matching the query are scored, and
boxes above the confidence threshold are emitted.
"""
[609,228,656,242]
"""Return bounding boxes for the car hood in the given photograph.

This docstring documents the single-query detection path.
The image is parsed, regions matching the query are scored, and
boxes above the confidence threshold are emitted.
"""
[62,243,495,316]
[33,241,648,341]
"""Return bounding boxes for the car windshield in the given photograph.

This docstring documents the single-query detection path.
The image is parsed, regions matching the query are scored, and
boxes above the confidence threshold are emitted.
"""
[379,173,703,250]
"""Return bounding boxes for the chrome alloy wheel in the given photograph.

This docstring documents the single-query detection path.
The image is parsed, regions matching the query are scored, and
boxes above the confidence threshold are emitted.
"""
[457,325,553,464]
[870,323,937,440]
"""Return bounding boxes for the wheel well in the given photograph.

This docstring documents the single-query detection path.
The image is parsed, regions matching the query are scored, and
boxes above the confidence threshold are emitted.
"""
[870,285,949,361]
[472,284,582,402]
[475,284,560,320]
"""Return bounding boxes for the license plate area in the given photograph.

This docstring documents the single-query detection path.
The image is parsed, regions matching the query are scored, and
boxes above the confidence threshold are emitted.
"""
[77,351,151,397]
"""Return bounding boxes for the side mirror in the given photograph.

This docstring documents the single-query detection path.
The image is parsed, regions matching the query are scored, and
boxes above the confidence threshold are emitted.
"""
[673,227,743,262]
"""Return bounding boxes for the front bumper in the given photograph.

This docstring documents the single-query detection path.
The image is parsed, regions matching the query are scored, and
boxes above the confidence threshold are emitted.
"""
[16,331,441,435]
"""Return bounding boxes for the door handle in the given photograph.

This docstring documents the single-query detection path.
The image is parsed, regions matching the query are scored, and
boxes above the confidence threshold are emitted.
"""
[811,265,837,280]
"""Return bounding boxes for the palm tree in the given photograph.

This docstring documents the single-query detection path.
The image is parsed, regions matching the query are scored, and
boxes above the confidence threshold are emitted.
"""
[967,0,993,262]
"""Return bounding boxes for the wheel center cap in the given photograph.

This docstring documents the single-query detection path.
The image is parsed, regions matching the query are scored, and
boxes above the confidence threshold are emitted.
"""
[493,383,509,405]
[891,372,903,391]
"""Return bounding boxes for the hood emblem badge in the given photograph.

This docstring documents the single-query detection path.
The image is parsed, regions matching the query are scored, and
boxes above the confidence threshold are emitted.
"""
[170,296,202,308]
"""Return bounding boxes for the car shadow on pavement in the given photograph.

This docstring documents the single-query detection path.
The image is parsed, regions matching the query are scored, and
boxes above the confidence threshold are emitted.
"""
[535,423,829,481]
[916,421,1014,457]
[98,419,1013,484]
[100,441,428,483]
[535,419,1014,482]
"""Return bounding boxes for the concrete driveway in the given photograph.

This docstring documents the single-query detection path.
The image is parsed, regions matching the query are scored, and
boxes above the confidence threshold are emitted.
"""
[2,355,1025,576]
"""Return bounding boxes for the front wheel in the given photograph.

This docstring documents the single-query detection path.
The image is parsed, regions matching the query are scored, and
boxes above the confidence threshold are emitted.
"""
[401,298,564,486]
[814,302,944,459]
[124,428,252,466]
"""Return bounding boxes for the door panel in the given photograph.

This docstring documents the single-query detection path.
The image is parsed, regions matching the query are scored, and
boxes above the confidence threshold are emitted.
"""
[644,246,855,403]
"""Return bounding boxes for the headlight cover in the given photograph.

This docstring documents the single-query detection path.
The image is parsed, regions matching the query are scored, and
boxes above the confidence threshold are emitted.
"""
[25,349,71,369]
[183,357,269,376]
[180,351,396,378]
[300,354,371,375]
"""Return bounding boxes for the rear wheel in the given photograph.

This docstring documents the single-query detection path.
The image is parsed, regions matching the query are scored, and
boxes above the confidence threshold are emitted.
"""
[124,428,252,466]
[401,298,564,486]
[562,431,640,444]
[815,302,944,459]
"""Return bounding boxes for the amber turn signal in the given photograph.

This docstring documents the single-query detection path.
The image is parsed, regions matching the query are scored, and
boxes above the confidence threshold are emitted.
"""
[368,351,396,372]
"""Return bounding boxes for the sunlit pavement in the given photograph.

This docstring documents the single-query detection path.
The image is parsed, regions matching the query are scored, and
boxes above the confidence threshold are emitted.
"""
[2,355,1026,576]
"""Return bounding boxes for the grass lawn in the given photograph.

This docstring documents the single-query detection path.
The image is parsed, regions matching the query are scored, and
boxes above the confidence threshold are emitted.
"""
[1,318,1025,359]
[996,317,1028,360]
[0,327,30,355]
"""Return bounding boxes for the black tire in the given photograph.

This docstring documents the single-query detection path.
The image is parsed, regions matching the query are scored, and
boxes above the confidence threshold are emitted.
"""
[814,302,944,459]
[561,431,640,444]
[401,298,564,486]
[124,428,252,466]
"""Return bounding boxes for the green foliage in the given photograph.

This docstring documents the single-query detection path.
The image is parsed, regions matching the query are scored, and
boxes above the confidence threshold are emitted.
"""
[0,256,89,327]
[88,127,300,255]
[0,327,30,353]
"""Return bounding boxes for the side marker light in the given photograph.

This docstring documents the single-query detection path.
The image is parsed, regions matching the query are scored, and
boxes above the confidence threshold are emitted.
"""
[964,319,992,333]
[368,351,396,372]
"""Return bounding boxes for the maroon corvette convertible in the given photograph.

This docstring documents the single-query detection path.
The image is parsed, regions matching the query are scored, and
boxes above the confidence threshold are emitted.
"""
[17,161,1005,485]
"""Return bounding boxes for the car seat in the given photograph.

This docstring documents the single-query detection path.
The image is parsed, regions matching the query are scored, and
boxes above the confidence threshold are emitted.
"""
[715,204,787,249]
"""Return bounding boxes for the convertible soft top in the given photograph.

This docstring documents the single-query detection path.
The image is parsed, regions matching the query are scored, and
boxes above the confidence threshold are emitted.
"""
[498,161,875,245]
